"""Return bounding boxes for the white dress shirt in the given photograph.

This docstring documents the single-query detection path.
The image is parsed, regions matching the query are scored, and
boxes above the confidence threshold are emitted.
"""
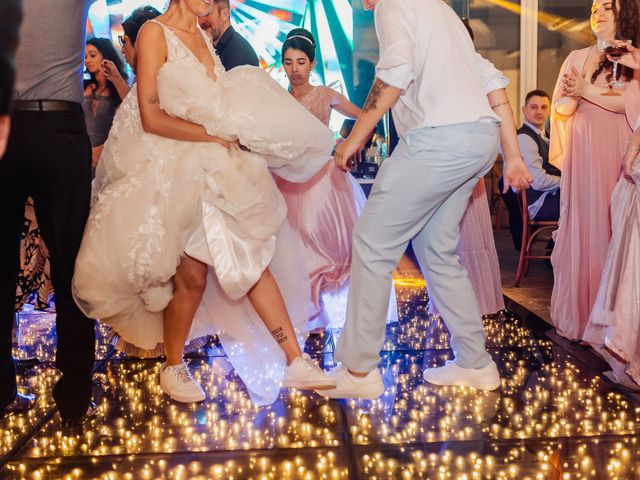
[517,121,560,218]
[374,0,507,139]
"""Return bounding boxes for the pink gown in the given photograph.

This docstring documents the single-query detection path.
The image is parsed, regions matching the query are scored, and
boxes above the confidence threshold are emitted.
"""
[550,47,632,341]
[429,179,504,317]
[275,86,367,331]
[582,80,640,387]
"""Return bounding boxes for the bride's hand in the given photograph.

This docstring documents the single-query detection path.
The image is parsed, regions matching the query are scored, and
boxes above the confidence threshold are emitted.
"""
[215,137,240,149]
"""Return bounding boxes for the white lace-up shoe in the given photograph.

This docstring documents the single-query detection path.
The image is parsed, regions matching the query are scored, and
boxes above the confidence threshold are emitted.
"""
[160,363,206,403]
[315,365,384,399]
[283,354,337,390]
[423,360,501,391]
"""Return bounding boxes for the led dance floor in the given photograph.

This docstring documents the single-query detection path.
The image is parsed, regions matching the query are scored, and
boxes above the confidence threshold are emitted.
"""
[2,271,639,479]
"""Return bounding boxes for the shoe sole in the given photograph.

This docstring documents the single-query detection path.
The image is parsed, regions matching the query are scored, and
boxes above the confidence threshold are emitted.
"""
[161,390,206,403]
[283,381,338,390]
[423,372,501,391]
[316,385,384,399]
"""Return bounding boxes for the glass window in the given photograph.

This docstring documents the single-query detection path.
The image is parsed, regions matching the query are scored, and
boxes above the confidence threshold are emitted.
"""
[537,0,592,98]
[469,0,522,111]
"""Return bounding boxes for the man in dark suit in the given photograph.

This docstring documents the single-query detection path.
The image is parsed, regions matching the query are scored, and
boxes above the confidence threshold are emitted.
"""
[0,0,22,158]
[0,0,96,429]
[199,0,260,71]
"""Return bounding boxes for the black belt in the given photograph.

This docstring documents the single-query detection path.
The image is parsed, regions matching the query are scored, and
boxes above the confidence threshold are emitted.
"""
[13,100,82,113]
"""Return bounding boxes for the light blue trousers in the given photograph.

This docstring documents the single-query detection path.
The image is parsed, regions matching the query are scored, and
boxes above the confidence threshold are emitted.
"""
[335,121,500,372]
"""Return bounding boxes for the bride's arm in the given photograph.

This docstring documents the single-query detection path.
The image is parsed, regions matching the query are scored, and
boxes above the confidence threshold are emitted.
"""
[136,22,232,146]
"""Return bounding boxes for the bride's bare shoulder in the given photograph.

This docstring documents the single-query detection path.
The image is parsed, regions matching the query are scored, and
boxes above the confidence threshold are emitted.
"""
[137,20,166,46]
[136,19,167,58]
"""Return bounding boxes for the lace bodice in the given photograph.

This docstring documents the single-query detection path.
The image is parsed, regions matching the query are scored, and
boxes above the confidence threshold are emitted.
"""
[152,21,235,139]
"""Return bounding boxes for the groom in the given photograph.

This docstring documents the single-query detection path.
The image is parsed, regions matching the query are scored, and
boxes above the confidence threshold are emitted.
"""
[325,0,532,397]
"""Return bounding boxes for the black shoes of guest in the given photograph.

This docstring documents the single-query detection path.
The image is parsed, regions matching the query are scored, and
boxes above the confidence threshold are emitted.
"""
[60,402,97,437]
[15,357,40,375]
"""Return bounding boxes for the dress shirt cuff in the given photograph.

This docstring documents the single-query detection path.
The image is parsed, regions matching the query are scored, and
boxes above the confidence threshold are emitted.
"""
[375,63,415,92]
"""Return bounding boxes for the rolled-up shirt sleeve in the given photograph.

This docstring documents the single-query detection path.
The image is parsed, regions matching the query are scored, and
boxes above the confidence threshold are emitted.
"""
[474,53,509,94]
[374,0,416,91]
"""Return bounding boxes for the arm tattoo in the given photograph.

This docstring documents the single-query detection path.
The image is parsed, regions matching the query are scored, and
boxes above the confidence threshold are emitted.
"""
[271,327,288,345]
[146,94,160,104]
[363,78,391,113]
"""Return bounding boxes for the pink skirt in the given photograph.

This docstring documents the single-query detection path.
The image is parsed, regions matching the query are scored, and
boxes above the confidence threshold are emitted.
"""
[276,160,367,330]
[429,179,504,317]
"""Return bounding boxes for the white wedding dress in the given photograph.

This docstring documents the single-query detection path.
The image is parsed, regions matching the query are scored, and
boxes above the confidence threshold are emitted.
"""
[72,21,334,406]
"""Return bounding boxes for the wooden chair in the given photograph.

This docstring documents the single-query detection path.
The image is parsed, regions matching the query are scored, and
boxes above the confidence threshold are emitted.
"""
[513,191,558,287]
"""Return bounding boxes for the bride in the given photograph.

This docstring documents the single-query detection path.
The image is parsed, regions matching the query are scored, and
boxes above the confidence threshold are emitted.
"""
[72,0,337,406]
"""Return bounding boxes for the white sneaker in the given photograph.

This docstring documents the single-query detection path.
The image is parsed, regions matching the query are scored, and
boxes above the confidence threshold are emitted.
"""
[283,354,337,390]
[315,365,384,399]
[423,360,501,391]
[160,363,206,403]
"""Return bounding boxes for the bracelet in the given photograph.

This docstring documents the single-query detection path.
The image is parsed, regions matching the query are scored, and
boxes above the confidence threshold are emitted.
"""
[490,101,510,109]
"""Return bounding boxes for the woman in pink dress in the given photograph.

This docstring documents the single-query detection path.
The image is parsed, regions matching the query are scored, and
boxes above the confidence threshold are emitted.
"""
[276,28,367,332]
[427,179,505,318]
[583,46,640,388]
[456,180,505,316]
[549,0,636,340]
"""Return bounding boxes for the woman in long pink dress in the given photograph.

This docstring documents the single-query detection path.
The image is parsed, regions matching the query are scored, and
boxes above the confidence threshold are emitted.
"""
[549,0,635,340]
[276,29,367,332]
[582,59,640,388]
[456,180,505,316]
[427,179,504,318]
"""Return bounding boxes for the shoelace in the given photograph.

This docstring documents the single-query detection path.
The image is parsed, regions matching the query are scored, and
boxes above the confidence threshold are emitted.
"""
[172,365,194,384]
[302,356,320,372]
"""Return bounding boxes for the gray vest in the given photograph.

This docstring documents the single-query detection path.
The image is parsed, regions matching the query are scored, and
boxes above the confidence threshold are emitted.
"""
[518,123,560,205]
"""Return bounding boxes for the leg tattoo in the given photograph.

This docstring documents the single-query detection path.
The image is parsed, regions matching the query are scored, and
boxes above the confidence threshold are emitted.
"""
[271,327,288,344]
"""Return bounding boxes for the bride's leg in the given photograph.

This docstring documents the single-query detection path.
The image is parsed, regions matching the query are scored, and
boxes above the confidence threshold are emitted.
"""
[163,255,208,365]
[247,267,336,390]
[247,267,302,365]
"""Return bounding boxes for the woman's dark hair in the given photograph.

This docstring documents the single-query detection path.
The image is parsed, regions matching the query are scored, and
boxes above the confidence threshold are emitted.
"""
[281,28,316,62]
[85,37,128,104]
[122,5,162,46]
[591,0,640,83]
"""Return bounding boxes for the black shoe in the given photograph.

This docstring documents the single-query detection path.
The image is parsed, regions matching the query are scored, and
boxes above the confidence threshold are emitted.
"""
[16,358,40,375]
[60,402,97,437]
[0,392,36,418]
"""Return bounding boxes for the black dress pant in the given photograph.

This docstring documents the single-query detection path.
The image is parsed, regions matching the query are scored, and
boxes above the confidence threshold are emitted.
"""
[0,106,95,419]
[533,190,560,222]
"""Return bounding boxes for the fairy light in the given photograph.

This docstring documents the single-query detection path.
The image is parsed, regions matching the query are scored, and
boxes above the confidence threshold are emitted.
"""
[2,272,639,478]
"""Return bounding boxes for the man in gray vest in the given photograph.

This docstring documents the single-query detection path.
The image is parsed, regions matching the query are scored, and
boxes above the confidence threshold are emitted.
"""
[517,89,560,222]
[0,0,96,430]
